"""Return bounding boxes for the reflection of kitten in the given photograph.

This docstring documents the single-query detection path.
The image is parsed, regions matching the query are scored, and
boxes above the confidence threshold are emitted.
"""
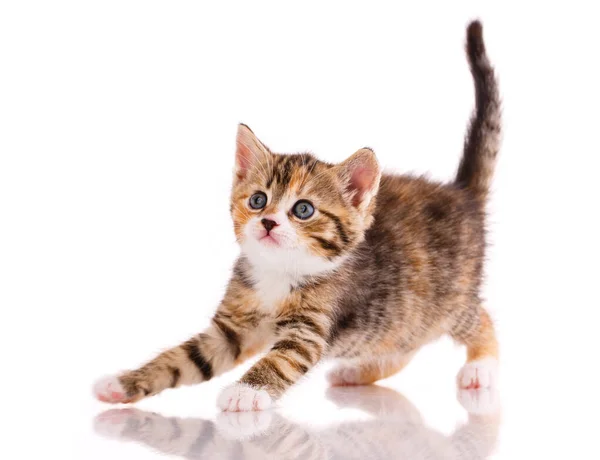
[95,21,501,411]
[95,387,501,460]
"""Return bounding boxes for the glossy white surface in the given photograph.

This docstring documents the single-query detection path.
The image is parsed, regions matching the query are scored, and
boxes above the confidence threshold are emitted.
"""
[94,386,501,460]
[2,1,599,459]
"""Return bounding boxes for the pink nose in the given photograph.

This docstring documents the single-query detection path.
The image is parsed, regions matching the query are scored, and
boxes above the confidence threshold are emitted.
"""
[261,218,278,232]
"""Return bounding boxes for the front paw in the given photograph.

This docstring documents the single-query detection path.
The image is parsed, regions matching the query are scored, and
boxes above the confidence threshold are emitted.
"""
[217,383,272,412]
[93,373,144,404]
[94,375,132,404]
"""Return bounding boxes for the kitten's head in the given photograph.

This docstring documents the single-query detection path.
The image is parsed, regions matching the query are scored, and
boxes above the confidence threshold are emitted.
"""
[231,124,380,277]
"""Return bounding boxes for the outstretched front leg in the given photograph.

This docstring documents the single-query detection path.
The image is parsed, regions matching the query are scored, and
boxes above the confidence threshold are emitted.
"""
[94,278,270,404]
[218,301,330,412]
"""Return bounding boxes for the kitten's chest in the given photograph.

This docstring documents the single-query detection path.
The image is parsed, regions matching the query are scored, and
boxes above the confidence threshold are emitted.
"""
[251,269,296,310]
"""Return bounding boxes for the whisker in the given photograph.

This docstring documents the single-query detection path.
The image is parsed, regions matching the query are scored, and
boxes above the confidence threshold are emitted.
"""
[300,158,322,190]
[231,203,253,221]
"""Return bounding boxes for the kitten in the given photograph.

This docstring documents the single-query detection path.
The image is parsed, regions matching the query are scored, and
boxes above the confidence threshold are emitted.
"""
[94,20,501,412]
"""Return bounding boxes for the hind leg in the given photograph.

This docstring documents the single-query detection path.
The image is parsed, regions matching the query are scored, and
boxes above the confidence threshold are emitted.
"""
[327,352,415,387]
[452,306,499,390]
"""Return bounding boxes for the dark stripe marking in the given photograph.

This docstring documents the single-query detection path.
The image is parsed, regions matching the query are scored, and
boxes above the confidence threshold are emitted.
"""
[213,316,241,359]
[319,209,350,245]
[276,352,310,375]
[262,358,295,386]
[271,339,313,363]
[170,367,181,388]
[278,157,293,186]
[311,235,341,254]
[182,338,213,380]
[276,315,326,337]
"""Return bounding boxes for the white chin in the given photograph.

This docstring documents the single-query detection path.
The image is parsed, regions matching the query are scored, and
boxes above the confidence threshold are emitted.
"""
[241,237,344,279]
[258,236,282,248]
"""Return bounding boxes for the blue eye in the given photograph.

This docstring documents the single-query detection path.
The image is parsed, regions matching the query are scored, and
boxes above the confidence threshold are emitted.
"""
[292,200,315,219]
[249,192,267,209]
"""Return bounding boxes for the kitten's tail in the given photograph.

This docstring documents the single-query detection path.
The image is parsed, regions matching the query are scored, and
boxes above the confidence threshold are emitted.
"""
[455,20,501,200]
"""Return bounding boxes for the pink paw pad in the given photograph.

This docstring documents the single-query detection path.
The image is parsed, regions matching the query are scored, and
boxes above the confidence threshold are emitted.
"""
[94,375,129,404]
[217,384,272,412]
[457,358,498,390]
[463,368,481,389]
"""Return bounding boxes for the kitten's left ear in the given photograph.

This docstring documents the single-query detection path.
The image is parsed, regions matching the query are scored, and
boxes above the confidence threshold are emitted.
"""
[234,124,271,184]
[337,148,381,210]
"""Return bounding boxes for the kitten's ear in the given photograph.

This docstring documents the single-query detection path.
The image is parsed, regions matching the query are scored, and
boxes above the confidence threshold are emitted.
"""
[234,124,271,183]
[337,148,381,209]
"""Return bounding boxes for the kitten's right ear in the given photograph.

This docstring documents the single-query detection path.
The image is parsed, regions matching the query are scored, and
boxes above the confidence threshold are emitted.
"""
[336,148,381,211]
[234,124,271,183]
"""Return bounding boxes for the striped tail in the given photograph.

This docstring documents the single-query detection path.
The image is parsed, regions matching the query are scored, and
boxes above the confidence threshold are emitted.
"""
[455,20,502,200]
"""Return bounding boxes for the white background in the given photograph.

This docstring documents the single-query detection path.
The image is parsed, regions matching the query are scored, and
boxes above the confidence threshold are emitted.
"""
[1,1,599,459]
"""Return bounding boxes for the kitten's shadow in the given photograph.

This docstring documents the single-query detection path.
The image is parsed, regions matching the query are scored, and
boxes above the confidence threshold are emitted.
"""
[94,387,500,460]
